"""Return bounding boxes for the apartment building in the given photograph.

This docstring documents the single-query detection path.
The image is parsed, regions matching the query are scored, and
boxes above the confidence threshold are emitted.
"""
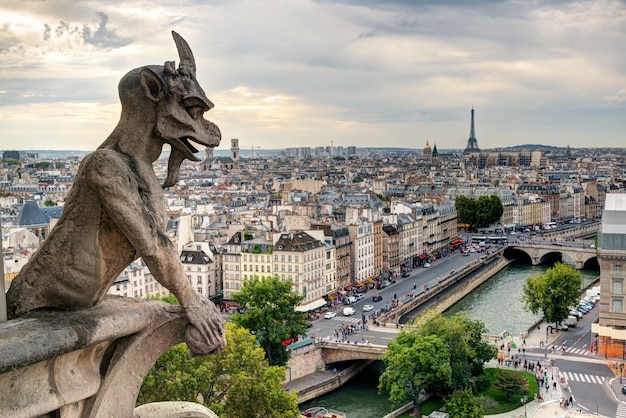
[311,224,352,290]
[222,231,243,300]
[180,249,217,298]
[273,231,326,304]
[593,194,626,357]
[240,236,274,281]
[348,221,375,283]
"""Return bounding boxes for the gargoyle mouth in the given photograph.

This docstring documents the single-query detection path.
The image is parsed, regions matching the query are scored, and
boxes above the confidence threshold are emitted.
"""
[179,136,201,161]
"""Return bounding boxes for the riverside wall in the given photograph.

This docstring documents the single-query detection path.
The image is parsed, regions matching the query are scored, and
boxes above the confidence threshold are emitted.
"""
[286,252,513,403]
[377,251,511,326]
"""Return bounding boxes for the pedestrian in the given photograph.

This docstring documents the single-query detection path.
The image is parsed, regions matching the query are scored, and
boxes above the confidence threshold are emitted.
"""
[553,381,556,390]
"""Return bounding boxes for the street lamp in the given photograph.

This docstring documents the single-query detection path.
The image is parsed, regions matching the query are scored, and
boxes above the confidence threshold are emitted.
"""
[520,396,527,417]
[545,321,549,360]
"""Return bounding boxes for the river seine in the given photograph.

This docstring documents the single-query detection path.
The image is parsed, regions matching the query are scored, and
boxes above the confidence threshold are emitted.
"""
[299,262,600,418]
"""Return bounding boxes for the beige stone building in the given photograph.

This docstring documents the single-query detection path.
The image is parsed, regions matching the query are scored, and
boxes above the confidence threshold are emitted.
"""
[273,231,326,305]
[593,194,626,358]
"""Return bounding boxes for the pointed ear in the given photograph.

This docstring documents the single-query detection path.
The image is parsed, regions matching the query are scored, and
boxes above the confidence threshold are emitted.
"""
[139,68,167,102]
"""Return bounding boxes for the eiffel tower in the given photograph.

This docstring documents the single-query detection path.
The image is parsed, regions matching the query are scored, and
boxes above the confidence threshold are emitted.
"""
[463,107,480,154]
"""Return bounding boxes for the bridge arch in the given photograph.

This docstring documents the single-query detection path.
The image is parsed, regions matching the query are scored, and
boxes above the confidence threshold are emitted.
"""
[320,342,386,365]
[504,244,598,270]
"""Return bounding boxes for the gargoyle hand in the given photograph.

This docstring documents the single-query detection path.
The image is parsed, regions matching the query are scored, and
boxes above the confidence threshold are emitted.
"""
[183,295,226,357]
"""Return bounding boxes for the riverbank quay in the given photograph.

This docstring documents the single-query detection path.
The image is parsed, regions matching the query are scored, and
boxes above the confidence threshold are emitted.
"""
[286,359,376,404]
[383,252,512,326]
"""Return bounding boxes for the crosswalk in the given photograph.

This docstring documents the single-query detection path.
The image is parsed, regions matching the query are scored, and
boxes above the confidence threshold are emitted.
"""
[552,345,592,357]
[617,404,626,418]
[330,316,362,324]
[560,371,607,385]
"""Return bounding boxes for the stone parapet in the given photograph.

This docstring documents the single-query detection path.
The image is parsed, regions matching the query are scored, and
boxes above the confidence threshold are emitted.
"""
[0,296,191,418]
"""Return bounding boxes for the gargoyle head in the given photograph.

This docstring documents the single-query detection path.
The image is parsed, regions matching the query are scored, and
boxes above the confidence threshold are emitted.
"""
[116,31,221,187]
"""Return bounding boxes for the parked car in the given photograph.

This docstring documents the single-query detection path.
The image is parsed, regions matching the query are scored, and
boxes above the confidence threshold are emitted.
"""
[569,310,583,319]
[372,295,383,302]
[362,304,374,312]
[557,323,569,331]
[402,272,410,278]
[423,263,431,268]
[324,311,337,319]
[622,385,626,395]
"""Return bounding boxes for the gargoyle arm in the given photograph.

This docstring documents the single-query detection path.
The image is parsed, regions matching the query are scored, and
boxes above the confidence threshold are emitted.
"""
[84,152,223,350]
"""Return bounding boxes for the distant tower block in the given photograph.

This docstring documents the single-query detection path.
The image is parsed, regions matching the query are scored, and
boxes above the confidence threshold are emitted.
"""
[231,138,239,161]
[464,107,481,154]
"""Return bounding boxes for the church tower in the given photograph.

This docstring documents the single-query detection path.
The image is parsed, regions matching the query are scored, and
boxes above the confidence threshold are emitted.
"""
[463,107,481,154]
[423,140,432,159]
[231,138,240,162]
[431,143,438,162]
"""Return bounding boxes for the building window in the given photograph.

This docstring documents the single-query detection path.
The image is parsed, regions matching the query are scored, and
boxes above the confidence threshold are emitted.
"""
[617,265,622,275]
[614,280,623,294]
[613,299,622,313]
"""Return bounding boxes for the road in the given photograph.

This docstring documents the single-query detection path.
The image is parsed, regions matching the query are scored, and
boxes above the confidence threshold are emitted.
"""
[525,303,623,417]
[305,231,621,416]
[307,248,484,344]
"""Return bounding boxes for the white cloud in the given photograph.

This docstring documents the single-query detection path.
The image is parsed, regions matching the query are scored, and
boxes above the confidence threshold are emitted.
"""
[0,0,624,151]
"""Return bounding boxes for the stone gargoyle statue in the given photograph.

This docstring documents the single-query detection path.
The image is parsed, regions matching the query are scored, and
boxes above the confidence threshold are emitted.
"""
[6,31,226,357]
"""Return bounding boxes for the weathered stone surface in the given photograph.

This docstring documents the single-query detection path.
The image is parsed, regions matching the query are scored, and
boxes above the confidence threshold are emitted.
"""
[134,401,220,418]
[6,31,225,357]
[0,297,194,417]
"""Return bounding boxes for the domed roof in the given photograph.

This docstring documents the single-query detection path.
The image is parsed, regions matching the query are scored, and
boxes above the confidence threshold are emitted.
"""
[423,140,431,150]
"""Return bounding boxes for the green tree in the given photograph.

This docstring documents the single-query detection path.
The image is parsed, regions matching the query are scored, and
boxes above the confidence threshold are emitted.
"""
[445,389,484,418]
[43,199,56,207]
[455,195,504,229]
[138,322,300,418]
[522,262,582,325]
[415,311,497,392]
[231,276,308,366]
[379,332,452,418]
[493,370,529,401]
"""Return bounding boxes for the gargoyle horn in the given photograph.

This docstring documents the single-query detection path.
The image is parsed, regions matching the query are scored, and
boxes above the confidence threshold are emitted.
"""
[172,30,196,76]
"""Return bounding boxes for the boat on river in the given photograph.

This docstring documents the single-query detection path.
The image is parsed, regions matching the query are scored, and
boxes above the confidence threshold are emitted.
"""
[301,406,347,418]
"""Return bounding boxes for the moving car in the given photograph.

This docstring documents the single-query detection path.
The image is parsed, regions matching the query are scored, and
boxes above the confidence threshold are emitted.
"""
[372,295,383,302]
[362,304,374,312]
[343,307,356,316]
[324,311,336,319]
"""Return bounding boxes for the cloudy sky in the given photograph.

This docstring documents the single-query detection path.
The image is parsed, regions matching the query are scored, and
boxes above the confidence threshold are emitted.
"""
[1,0,625,153]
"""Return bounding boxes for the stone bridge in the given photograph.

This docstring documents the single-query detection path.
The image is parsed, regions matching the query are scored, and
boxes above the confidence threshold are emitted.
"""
[504,243,598,269]
[319,341,387,364]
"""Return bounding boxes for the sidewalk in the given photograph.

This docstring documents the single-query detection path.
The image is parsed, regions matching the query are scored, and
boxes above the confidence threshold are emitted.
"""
[487,318,603,418]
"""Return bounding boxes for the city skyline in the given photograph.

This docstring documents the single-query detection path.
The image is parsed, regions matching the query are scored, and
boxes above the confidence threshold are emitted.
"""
[1,0,625,152]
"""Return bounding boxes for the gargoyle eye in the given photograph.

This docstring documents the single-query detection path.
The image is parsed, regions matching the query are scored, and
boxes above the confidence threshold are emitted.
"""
[183,96,209,119]
[186,105,204,119]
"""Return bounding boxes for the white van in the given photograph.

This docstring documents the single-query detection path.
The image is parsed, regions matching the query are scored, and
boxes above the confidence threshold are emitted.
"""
[343,307,356,316]
[564,316,577,327]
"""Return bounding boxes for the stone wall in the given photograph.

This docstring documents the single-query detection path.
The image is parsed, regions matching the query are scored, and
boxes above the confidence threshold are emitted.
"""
[0,296,195,418]
[286,340,324,381]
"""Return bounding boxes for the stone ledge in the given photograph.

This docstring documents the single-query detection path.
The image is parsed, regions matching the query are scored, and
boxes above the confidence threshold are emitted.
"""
[0,296,181,374]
